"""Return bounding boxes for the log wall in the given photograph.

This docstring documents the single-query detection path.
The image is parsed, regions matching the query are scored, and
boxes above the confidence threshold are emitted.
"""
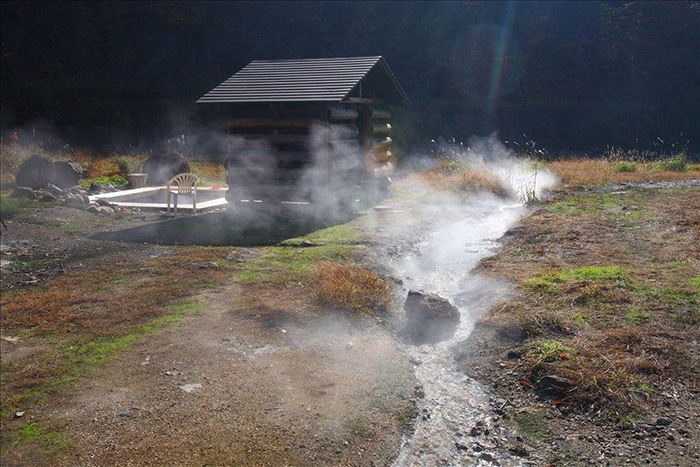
[225,103,370,205]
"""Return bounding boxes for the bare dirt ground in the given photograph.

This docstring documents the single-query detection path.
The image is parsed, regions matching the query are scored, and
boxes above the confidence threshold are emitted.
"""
[47,283,413,467]
[1,202,420,466]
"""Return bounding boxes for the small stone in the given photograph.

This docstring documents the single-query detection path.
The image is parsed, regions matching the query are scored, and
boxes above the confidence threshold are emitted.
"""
[478,452,498,464]
[656,417,672,426]
[179,383,202,393]
[119,411,134,418]
[14,411,25,418]
[45,183,63,197]
[507,349,521,359]
[345,342,354,351]
[455,441,469,451]
[300,240,314,248]
[40,191,59,202]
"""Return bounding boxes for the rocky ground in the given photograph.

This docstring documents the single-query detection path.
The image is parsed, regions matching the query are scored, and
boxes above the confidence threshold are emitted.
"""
[454,181,699,466]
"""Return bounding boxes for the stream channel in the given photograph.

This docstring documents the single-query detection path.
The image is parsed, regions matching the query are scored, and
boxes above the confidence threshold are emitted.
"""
[393,196,529,466]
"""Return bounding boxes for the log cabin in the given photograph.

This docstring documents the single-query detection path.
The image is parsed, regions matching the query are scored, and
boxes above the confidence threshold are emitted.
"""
[197,56,410,210]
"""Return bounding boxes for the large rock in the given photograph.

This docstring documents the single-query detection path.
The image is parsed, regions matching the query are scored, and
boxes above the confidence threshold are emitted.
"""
[52,161,83,188]
[404,290,460,344]
[142,150,189,185]
[15,154,55,189]
[10,187,37,199]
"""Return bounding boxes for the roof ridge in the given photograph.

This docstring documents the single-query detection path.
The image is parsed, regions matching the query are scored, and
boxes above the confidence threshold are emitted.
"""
[197,55,409,105]
[250,56,382,63]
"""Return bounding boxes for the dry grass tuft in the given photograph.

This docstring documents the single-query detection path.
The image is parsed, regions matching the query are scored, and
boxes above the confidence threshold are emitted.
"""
[417,168,512,198]
[546,158,698,186]
[312,262,392,315]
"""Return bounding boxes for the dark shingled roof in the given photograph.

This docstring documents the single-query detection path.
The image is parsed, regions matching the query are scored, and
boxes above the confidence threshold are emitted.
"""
[197,56,409,105]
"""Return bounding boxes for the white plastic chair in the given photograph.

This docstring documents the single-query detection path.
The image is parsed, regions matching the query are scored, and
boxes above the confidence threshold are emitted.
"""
[166,173,199,214]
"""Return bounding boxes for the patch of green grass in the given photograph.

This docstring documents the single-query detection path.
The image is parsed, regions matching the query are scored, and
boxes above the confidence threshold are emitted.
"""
[525,266,630,291]
[528,341,573,364]
[261,244,358,279]
[78,174,128,190]
[569,313,588,325]
[545,198,582,215]
[659,187,693,194]
[616,411,638,430]
[13,422,70,451]
[291,223,367,245]
[624,307,650,323]
[638,285,697,308]
[615,161,638,173]
[237,269,271,283]
[689,277,700,292]
[634,384,655,395]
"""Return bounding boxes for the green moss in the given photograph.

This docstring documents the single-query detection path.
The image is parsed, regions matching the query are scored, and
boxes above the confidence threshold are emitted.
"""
[513,408,549,441]
[13,422,70,451]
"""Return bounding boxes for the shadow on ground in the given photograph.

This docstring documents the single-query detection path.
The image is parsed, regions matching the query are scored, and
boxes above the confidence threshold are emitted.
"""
[92,208,358,246]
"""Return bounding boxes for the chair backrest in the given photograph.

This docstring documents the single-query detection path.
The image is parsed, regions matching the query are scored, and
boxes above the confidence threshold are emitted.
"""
[167,173,199,195]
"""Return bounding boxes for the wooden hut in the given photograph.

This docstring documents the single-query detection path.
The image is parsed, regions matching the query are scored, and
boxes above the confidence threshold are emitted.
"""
[197,56,410,209]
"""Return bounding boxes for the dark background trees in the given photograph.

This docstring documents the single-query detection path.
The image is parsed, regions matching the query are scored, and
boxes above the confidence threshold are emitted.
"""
[1,1,698,153]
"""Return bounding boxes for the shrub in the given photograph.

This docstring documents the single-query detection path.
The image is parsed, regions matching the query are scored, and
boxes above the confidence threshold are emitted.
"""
[657,155,687,172]
[312,262,392,315]
[79,175,129,190]
[0,194,34,220]
[615,161,637,173]
[418,168,511,198]
[437,158,464,173]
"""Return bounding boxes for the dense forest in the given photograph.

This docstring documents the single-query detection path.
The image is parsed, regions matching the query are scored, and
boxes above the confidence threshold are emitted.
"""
[1,1,698,154]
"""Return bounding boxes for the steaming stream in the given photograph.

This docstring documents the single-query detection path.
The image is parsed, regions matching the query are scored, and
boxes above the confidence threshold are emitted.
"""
[393,196,528,466]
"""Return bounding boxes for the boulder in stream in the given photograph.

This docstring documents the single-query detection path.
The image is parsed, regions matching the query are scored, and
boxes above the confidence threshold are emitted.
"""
[404,290,460,344]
